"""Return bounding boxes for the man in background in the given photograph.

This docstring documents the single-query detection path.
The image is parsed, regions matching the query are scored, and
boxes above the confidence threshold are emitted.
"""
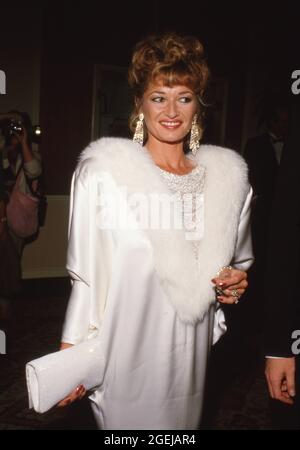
[264,97,300,429]
[244,96,289,335]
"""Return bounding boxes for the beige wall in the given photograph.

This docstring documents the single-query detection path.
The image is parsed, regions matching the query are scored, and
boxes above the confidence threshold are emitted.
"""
[0,7,71,280]
[22,196,69,279]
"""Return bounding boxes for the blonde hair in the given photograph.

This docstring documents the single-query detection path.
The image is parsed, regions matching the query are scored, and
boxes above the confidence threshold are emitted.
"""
[128,32,210,150]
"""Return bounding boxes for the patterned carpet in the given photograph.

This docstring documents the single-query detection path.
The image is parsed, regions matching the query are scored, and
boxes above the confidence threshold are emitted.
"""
[0,279,96,430]
[0,278,279,430]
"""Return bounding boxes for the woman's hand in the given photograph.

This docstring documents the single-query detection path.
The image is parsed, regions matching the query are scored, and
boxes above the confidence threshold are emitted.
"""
[56,342,87,408]
[12,125,27,147]
[212,267,248,305]
[12,125,36,164]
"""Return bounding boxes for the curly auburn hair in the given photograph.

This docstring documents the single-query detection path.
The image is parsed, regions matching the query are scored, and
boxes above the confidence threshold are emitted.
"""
[128,32,210,151]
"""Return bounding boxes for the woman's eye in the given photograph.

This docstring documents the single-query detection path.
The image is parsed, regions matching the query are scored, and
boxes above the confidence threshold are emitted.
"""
[179,97,193,103]
[151,97,165,103]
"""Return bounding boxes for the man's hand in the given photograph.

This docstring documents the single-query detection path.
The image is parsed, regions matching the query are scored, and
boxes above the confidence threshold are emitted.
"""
[265,357,296,405]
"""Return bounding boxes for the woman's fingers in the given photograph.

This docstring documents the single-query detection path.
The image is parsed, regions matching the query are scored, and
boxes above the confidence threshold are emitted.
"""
[217,295,241,304]
[57,397,72,408]
[222,287,246,297]
[212,275,247,290]
[225,279,248,290]
[213,269,248,304]
[57,385,86,408]
[217,288,245,304]
[213,278,248,292]
[78,387,87,399]
[213,276,247,289]
[214,268,247,281]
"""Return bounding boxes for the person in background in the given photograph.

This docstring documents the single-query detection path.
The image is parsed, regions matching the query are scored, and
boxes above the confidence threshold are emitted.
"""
[0,157,10,321]
[0,111,42,255]
[264,98,300,429]
[243,96,289,335]
[0,111,41,320]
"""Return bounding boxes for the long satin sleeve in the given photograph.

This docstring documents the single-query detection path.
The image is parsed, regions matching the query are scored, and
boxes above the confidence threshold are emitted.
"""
[61,168,114,345]
[61,280,91,345]
[61,172,91,345]
[213,186,254,345]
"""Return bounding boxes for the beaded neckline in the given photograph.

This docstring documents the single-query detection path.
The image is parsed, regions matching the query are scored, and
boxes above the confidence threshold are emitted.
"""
[156,163,206,196]
[156,161,206,263]
[157,165,199,177]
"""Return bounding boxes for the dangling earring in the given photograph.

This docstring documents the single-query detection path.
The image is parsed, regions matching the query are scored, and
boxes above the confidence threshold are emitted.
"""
[189,115,201,156]
[133,113,144,146]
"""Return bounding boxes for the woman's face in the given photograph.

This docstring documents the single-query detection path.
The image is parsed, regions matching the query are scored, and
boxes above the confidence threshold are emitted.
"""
[10,135,19,148]
[6,135,20,154]
[141,79,198,147]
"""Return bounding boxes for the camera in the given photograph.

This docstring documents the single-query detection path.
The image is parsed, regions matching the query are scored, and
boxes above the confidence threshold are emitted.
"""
[0,117,22,142]
[0,116,41,145]
[9,118,23,136]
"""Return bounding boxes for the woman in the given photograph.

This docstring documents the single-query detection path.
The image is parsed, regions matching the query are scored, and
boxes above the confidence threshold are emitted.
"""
[59,33,253,429]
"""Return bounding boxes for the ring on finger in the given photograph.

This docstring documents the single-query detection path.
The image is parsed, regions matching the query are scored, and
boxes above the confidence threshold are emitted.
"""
[215,286,225,296]
[231,289,240,304]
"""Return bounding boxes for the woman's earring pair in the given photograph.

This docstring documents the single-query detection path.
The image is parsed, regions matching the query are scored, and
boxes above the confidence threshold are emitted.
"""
[133,113,201,155]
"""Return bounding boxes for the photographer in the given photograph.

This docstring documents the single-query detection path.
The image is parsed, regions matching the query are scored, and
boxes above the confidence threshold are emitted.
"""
[0,111,42,255]
[0,153,19,321]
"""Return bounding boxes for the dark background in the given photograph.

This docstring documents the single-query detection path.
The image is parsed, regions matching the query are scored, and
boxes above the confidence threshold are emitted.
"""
[0,0,299,430]
[0,1,298,193]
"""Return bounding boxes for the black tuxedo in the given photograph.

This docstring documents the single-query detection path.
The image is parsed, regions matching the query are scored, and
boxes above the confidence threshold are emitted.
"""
[264,99,300,428]
[264,101,300,356]
[243,133,281,332]
[244,133,280,267]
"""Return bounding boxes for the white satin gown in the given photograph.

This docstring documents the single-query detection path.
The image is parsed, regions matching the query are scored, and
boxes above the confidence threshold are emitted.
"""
[62,158,253,430]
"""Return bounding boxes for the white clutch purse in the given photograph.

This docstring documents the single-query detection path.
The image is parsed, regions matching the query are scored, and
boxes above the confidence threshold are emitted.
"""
[26,336,105,413]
